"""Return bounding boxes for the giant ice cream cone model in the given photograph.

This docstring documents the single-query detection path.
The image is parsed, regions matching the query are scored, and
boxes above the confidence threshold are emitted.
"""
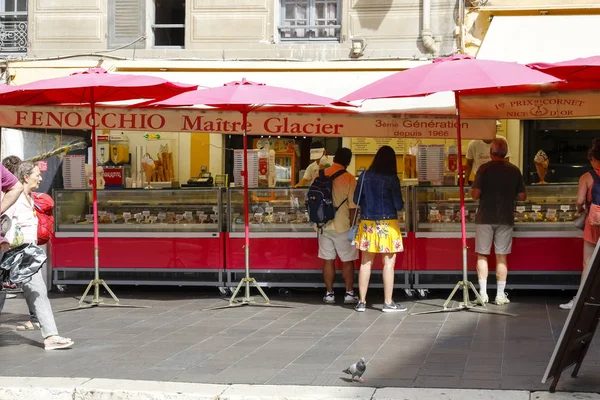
[534,150,549,184]
[141,153,155,189]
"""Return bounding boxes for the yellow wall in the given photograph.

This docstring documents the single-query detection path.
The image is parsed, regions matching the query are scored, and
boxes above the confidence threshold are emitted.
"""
[355,155,403,173]
[190,133,211,177]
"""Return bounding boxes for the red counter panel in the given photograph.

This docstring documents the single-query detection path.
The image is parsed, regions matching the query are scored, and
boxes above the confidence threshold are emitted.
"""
[413,237,582,272]
[52,236,225,270]
[226,235,320,270]
[226,234,410,271]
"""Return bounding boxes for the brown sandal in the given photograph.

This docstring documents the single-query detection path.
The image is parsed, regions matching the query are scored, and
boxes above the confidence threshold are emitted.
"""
[16,321,41,331]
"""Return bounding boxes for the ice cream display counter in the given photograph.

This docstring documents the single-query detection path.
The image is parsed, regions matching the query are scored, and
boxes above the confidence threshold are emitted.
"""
[410,184,583,291]
[52,188,226,286]
[50,183,582,291]
[225,187,411,289]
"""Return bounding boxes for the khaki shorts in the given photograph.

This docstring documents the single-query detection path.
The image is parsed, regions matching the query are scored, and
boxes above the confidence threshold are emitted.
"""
[318,229,359,262]
[476,224,513,255]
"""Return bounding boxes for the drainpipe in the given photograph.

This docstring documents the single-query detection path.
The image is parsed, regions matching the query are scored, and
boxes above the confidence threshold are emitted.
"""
[457,0,466,53]
[422,0,442,56]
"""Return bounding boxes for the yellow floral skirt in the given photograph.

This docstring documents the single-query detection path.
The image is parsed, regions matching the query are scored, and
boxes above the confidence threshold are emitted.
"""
[353,219,404,253]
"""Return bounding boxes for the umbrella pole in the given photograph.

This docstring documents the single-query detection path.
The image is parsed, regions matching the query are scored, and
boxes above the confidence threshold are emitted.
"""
[412,91,515,317]
[204,110,292,311]
[60,98,148,312]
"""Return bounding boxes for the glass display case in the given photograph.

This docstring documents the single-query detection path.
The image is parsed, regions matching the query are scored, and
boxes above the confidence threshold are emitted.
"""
[413,184,581,234]
[513,184,580,233]
[413,186,478,233]
[228,188,313,233]
[227,187,409,234]
[54,188,224,235]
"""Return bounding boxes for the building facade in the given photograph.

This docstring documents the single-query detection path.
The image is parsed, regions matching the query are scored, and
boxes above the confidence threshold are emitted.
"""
[6,0,459,60]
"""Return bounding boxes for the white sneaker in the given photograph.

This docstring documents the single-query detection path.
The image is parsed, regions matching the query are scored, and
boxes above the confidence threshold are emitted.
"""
[495,293,510,305]
[344,292,359,304]
[323,292,335,304]
[560,297,575,310]
[474,294,489,305]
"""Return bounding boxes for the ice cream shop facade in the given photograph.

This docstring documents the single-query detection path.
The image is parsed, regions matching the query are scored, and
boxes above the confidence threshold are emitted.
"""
[0,59,596,294]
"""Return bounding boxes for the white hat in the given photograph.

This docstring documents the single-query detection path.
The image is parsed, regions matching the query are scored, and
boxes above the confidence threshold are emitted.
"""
[310,147,325,160]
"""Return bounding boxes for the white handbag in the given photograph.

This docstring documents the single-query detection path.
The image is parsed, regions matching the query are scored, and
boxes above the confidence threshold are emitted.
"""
[1,214,24,248]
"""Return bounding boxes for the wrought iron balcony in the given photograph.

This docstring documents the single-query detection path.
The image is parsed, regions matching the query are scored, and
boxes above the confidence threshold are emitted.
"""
[0,14,27,54]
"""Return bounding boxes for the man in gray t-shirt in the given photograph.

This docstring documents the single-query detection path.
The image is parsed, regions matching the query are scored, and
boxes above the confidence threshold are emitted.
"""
[472,138,526,306]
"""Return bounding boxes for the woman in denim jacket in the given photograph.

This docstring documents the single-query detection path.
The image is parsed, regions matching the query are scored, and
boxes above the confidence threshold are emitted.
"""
[352,146,406,313]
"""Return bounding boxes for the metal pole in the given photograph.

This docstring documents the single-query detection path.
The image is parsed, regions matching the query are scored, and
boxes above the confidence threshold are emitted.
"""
[203,109,292,311]
[60,97,148,312]
[412,91,516,317]
[90,96,101,303]
[242,111,251,301]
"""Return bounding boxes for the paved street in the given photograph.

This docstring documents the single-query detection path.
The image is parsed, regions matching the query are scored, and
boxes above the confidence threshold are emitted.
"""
[0,287,598,393]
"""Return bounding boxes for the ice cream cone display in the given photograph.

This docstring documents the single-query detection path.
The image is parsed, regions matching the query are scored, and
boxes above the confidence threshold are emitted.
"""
[141,153,155,188]
[144,143,174,184]
[534,150,549,184]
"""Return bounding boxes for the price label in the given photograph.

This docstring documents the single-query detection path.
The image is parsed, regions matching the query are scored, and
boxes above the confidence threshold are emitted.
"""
[158,212,166,219]
[149,216,158,223]
[123,212,131,219]
[445,210,454,216]
[430,210,439,216]
[212,206,219,213]
[142,210,150,217]
[254,212,264,218]
[184,211,193,218]
[561,205,571,212]
[134,213,142,219]
[167,212,175,217]
[532,205,541,212]
[464,210,469,216]
[85,214,94,220]
[196,211,205,216]
[176,214,184,220]
[516,206,526,213]
[546,209,557,218]
[265,206,274,214]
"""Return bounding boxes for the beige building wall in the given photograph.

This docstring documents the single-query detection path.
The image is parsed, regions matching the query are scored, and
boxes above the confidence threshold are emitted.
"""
[26,0,458,60]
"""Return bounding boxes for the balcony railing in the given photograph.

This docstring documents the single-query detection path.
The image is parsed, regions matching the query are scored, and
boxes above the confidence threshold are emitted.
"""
[0,14,27,54]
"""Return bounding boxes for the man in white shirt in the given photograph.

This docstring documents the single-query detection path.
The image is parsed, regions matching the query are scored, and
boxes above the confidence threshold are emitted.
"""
[295,141,332,187]
[465,136,511,183]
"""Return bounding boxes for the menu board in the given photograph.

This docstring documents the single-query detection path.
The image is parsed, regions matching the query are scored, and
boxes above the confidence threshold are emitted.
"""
[351,138,405,154]
[351,138,471,155]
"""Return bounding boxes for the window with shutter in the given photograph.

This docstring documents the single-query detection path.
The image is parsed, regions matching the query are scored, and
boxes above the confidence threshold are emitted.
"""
[279,0,341,42]
[108,0,146,49]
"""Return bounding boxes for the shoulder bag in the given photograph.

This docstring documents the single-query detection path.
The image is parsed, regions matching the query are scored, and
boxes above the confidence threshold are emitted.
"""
[348,172,365,243]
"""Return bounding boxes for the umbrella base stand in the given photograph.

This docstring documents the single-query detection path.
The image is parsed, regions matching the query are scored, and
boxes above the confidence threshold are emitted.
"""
[58,279,149,312]
[204,277,294,311]
[411,279,517,317]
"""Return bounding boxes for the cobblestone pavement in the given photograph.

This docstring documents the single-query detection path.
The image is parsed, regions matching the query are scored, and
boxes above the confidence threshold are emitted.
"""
[0,287,597,392]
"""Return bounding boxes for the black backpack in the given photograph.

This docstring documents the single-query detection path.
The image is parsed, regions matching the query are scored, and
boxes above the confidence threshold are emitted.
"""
[305,169,348,232]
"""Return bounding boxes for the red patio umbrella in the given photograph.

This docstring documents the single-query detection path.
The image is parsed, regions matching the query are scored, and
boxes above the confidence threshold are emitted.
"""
[341,54,561,315]
[151,78,350,308]
[529,56,600,81]
[0,68,196,309]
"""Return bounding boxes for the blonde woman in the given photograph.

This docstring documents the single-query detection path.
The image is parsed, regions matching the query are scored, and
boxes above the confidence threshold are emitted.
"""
[3,162,73,350]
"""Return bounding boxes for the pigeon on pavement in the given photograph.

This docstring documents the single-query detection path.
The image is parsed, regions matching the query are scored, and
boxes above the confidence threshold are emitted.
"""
[342,357,366,382]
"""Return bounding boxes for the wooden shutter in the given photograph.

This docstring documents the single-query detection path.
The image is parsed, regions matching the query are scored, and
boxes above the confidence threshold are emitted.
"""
[108,0,145,48]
